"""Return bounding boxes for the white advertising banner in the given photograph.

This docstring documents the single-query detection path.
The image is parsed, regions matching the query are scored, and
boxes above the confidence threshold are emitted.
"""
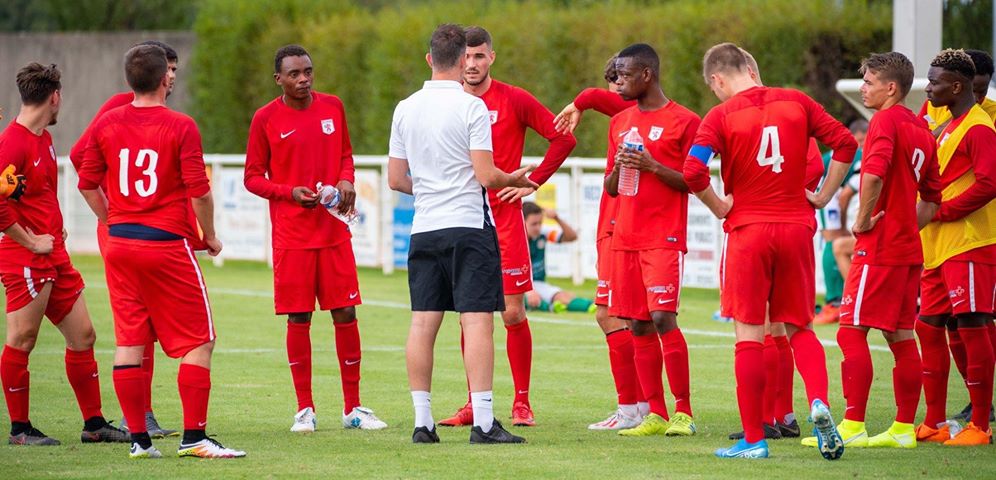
[350,169,381,267]
[216,166,269,261]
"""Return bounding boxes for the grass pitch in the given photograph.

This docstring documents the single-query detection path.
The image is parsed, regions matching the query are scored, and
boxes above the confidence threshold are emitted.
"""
[1,255,993,479]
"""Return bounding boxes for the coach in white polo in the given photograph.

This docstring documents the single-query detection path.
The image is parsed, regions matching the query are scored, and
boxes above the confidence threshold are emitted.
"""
[387,23,536,445]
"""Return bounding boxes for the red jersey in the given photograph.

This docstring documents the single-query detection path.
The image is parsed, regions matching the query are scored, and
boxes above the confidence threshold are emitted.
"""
[0,121,63,269]
[853,104,942,265]
[70,92,135,192]
[77,105,209,240]
[244,92,355,250]
[683,86,857,231]
[607,102,700,251]
[575,88,635,117]
[479,80,576,201]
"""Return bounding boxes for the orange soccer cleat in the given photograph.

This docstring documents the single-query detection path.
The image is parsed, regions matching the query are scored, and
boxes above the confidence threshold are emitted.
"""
[511,401,536,427]
[813,304,840,325]
[438,402,474,427]
[943,422,993,446]
[914,422,950,442]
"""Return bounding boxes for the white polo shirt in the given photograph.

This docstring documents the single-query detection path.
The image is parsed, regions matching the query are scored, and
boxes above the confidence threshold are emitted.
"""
[389,80,494,234]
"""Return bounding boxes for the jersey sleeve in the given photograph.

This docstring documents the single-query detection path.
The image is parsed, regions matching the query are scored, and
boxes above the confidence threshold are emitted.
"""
[468,99,493,152]
[802,93,857,164]
[683,108,722,193]
[336,100,356,184]
[574,88,634,117]
[70,94,130,173]
[858,115,894,179]
[388,102,407,159]
[76,122,108,191]
[243,110,293,201]
[517,88,577,186]
[179,119,210,198]
[936,125,996,221]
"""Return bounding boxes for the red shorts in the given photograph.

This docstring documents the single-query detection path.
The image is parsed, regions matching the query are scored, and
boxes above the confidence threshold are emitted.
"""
[722,223,815,326]
[273,242,361,315]
[839,263,919,332]
[1,249,84,323]
[104,237,214,358]
[96,220,109,255]
[920,259,996,316]
[595,236,613,306]
[608,248,683,321]
[492,202,532,295]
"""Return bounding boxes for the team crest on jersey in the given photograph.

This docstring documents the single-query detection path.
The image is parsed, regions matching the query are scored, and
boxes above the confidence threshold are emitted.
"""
[321,119,335,135]
[648,126,664,141]
[49,145,57,160]
[488,110,499,125]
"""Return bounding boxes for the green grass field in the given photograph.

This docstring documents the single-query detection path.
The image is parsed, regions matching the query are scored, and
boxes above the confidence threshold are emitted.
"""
[1,255,993,479]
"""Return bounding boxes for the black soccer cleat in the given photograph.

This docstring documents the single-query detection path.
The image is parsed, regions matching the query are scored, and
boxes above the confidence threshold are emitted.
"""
[777,419,801,438]
[412,426,440,444]
[9,427,60,446]
[949,403,996,423]
[81,421,130,443]
[470,419,526,444]
[728,422,782,440]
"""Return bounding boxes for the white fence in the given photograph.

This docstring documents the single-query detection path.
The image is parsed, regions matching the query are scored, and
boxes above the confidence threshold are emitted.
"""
[54,155,826,292]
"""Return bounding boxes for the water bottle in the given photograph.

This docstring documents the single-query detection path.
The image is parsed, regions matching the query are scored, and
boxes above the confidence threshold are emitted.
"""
[619,127,642,196]
[316,182,359,225]
[943,420,962,439]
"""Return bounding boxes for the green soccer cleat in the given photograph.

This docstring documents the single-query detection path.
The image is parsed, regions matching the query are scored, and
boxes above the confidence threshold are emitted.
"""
[802,418,867,448]
[618,413,670,437]
[867,422,916,448]
[664,412,696,436]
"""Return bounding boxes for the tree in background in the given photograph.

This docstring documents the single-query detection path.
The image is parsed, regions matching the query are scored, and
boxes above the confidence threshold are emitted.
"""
[0,0,199,31]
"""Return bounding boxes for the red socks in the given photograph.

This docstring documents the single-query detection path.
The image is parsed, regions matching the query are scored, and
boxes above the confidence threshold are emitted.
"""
[1,345,30,423]
[988,321,996,368]
[113,366,147,434]
[65,348,103,420]
[762,335,779,425]
[837,327,872,422]
[660,329,691,416]
[505,320,533,406]
[177,363,211,431]
[605,329,641,405]
[889,339,922,424]
[735,341,765,443]
[142,341,155,412]
[633,332,669,419]
[286,322,314,411]
[773,335,795,423]
[789,328,829,406]
[334,320,362,414]
[915,320,950,426]
[948,328,969,380]
[960,326,994,431]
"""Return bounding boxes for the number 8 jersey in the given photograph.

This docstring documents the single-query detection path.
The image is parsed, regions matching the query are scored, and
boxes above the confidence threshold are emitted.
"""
[685,86,857,231]
[78,104,209,240]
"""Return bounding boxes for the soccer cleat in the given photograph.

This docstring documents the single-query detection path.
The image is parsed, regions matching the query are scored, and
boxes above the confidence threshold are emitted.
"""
[801,419,867,448]
[177,437,247,458]
[810,399,845,460]
[470,419,526,444]
[552,301,568,313]
[412,426,440,443]
[867,422,916,448]
[291,407,317,432]
[588,408,642,430]
[121,412,179,438]
[511,401,535,427]
[81,421,131,443]
[813,304,840,325]
[343,406,388,430]
[438,402,474,427]
[914,422,950,442]
[618,413,670,437]
[664,412,696,436]
[8,427,60,446]
[949,403,995,423]
[777,419,801,438]
[728,422,782,440]
[714,439,769,459]
[129,442,163,459]
[943,422,993,446]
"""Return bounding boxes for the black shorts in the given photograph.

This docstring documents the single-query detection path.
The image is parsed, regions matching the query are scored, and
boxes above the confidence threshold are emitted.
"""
[408,226,505,313]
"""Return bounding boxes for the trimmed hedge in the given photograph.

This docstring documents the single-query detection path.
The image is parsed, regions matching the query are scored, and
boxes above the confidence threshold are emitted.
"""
[191,0,891,154]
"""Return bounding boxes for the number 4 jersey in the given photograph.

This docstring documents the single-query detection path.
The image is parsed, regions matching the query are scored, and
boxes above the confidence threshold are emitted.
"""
[77,104,210,240]
[684,86,857,231]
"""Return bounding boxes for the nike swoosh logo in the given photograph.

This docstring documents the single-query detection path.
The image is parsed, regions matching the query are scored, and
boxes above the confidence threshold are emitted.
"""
[7,387,27,392]
[33,158,41,167]
[349,292,359,299]
[91,372,99,378]
[951,300,966,307]
[515,279,529,287]
[657,298,674,304]
[482,398,492,403]
[517,390,528,394]
[839,312,851,317]
[288,362,300,367]
[345,359,360,366]
[596,293,609,298]
[280,130,296,139]
[967,381,981,386]
[198,421,207,427]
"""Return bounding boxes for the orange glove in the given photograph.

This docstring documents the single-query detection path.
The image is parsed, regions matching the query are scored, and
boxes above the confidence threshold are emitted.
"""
[1,164,27,200]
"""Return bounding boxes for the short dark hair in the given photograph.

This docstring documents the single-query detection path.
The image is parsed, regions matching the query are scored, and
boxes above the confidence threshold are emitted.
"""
[16,63,61,105]
[702,42,748,80]
[429,24,466,70]
[849,118,869,134]
[135,40,178,63]
[275,44,310,73]
[860,51,914,96]
[522,201,542,218]
[125,44,168,94]
[617,43,659,77]
[603,54,619,83]
[465,26,492,49]
[966,49,994,78]
[931,48,976,81]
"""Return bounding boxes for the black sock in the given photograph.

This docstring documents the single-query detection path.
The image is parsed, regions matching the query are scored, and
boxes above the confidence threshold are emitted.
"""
[83,416,107,432]
[182,429,207,444]
[131,431,152,449]
[10,421,31,436]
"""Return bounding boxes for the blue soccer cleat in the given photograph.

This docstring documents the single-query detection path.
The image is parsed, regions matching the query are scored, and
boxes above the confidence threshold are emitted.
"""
[714,438,769,459]
[810,399,844,460]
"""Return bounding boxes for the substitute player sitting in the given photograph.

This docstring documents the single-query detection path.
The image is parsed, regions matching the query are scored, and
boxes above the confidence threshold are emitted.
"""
[521,201,595,314]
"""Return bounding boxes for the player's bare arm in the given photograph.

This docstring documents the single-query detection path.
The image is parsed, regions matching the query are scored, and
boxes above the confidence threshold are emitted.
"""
[471,150,538,190]
[851,173,885,234]
[553,102,581,135]
[547,209,578,242]
[387,157,413,194]
[617,148,689,192]
[604,144,624,196]
[79,188,109,224]
[916,200,940,230]
[1,222,54,255]
[191,192,222,256]
[807,160,851,208]
[335,180,356,214]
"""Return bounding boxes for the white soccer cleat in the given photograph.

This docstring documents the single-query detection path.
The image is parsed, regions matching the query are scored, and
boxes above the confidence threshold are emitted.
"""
[177,437,246,458]
[342,406,388,430]
[588,409,642,430]
[129,442,163,459]
[291,407,317,433]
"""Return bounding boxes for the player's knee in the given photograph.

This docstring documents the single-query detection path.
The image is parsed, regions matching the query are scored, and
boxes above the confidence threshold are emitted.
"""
[7,330,39,352]
[287,312,313,324]
[71,326,97,350]
[502,303,526,325]
[652,312,678,333]
[918,314,947,329]
[631,319,655,336]
[331,307,357,324]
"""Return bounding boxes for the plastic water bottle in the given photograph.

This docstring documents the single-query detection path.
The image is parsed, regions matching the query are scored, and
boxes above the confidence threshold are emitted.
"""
[316,182,359,225]
[619,127,642,196]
